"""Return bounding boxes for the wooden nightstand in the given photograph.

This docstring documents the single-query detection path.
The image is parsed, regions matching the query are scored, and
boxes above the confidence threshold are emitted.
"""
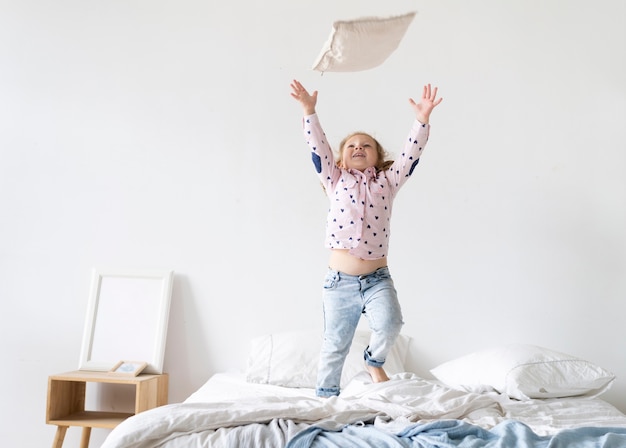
[46,370,168,448]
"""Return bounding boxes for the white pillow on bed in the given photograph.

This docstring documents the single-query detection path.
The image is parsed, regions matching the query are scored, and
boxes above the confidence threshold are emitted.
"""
[246,330,410,389]
[312,12,417,72]
[430,344,615,401]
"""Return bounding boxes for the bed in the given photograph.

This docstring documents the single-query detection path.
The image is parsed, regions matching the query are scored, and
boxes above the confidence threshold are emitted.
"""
[101,331,626,447]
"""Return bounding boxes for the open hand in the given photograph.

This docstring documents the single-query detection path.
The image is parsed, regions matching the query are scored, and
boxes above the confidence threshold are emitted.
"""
[409,84,443,124]
[290,79,318,116]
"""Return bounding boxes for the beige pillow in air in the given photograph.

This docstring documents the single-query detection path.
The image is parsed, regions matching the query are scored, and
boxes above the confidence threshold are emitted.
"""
[312,11,417,73]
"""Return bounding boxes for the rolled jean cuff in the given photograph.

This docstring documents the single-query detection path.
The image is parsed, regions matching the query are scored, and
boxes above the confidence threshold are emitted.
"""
[364,348,385,367]
[316,387,340,397]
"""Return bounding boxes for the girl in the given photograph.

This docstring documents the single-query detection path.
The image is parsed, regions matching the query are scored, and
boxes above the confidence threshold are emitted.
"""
[290,79,442,397]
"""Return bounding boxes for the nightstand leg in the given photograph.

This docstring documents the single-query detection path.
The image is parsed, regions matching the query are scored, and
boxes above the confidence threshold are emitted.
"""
[52,426,68,448]
[80,427,91,448]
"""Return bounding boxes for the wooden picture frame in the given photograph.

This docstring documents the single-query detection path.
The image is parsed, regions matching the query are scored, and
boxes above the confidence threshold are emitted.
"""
[109,360,148,376]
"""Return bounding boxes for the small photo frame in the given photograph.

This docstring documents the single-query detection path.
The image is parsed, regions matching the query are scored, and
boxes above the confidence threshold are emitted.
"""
[109,360,148,376]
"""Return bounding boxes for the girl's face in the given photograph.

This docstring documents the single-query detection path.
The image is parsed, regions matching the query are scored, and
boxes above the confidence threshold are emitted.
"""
[340,134,379,172]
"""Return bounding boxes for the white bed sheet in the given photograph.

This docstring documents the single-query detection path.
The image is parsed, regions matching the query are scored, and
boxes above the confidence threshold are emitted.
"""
[497,394,626,435]
[186,371,626,436]
[185,372,317,403]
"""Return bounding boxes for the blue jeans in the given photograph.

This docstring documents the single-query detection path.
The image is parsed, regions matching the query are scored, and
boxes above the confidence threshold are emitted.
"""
[316,266,404,397]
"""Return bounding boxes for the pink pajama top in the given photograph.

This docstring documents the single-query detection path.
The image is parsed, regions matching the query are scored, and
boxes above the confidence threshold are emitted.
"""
[303,113,431,260]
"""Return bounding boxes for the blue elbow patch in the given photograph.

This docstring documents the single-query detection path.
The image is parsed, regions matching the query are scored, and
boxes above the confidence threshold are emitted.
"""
[408,158,420,176]
[312,152,322,173]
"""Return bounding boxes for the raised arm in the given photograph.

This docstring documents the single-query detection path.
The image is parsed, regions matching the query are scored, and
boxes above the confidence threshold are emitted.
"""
[290,79,318,116]
[408,84,443,124]
[291,80,340,189]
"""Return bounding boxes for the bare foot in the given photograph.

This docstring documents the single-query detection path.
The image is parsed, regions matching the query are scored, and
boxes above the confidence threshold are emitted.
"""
[365,364,390,383]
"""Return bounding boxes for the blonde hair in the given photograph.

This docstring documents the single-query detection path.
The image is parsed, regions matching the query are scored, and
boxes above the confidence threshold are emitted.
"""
[337,132,394,172]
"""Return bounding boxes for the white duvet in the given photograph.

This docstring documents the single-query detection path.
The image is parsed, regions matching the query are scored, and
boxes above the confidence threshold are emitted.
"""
[101,372,626,448]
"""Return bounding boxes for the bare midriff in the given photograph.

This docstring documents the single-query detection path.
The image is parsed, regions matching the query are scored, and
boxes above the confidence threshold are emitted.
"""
[328,249,388,276]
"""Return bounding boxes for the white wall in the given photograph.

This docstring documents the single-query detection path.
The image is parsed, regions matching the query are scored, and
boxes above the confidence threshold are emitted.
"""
[1,0,624,446]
